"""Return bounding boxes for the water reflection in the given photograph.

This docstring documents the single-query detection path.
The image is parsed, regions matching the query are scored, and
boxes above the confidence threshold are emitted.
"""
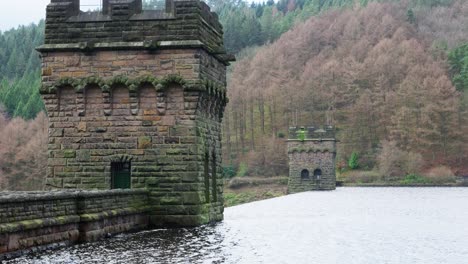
[8,188,468,264]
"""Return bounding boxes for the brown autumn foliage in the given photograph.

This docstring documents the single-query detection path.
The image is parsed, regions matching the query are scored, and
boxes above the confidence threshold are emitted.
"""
[424,165,456,184]
[0,110,47,190]
[224,1,468,176]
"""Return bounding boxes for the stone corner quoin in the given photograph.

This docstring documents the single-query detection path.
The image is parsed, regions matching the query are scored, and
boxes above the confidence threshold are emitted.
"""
[37,0,235,228]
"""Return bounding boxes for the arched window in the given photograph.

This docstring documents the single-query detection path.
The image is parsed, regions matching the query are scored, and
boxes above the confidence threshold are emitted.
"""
[314,169,322,180]
[301,169,310,180]
[80,0,102,12]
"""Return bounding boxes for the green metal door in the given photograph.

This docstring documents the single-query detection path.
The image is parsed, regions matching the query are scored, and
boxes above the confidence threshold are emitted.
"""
[111,162,131,189]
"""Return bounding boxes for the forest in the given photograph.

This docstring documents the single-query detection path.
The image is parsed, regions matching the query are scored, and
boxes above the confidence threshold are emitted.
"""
[0,0,466,190]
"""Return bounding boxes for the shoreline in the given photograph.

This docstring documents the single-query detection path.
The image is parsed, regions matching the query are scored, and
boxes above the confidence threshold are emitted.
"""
[341,184,467,187]
[224,177,467,207]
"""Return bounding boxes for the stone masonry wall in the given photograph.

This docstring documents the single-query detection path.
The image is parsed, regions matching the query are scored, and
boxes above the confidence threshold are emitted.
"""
[0,189,148,260]
[39,0,231,227]
[40,48,226,226]
[287,139,336,193]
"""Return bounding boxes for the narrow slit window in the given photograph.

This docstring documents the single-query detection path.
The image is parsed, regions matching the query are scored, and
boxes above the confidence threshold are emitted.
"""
[80,0,102,12]
[211,152,217,202]
[111,162,131,189]
[204,152,210,203]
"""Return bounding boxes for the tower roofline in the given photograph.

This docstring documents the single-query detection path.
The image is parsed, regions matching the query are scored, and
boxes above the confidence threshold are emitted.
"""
[42,0,234,64]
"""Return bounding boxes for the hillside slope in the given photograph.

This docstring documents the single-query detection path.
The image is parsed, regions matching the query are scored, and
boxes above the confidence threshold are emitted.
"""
[224,1,468,176]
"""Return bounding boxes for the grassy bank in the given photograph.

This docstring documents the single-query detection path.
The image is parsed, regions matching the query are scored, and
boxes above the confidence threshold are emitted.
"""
[338,169,464,187]
[223,177,288,207]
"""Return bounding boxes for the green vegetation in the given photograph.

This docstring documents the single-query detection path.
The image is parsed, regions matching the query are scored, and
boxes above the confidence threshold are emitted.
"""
[236,162,249,177]
[222,164,237,178]
[400,174,429,185]
[448,43,468,91]
[348,152,359,170]
[340,168,459,186]
[297,128,306,141]
[0,21,44,119]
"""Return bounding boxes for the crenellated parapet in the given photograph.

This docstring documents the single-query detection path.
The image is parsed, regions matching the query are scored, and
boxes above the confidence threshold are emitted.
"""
[288,125,336,141]
[40,0,234,64]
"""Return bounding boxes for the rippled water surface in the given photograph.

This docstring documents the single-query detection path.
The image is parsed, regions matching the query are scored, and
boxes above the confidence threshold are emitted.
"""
[9,187,468,264]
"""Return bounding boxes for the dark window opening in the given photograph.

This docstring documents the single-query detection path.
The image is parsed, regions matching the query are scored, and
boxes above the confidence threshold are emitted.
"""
[314,169,322,180]
[211,152,218,202]
[301,169,310,180]
[111,162,131,189]
[204,152,210,203]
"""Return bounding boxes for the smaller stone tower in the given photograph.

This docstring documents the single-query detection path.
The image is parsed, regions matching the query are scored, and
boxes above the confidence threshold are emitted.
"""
[287,126,336,193]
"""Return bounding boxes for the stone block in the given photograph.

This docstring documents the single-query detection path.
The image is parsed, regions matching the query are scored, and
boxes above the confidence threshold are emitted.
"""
[181,192,203,205]
[141,120,153,126]
[138,136,152,149]
[50,128,64,137]
[160,196,182,205]
[77,122,87,132]
[76,150,91,162]
[63,150,76,158]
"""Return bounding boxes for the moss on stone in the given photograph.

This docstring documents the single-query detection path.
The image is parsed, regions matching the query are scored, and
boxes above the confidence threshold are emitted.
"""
[63,150,76,158]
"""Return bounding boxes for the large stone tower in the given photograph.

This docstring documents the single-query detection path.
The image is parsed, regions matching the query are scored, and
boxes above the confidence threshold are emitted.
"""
[37,0,234,227]
[287,126,336,193]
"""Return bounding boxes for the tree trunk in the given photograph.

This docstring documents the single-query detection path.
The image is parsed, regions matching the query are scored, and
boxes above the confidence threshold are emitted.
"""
[240,103,245,153]
[259,98,265,135]
[225,109,232,164]
[233,110,239,155]
[250,100,255,150]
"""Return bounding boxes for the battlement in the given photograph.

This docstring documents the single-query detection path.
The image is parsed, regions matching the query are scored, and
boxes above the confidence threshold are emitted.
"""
[40,0,233,64]
[288,125,335,141]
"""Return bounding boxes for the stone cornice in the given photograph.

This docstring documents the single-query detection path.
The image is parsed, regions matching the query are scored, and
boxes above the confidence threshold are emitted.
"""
[40,74,227,102]
[36,40,236,65]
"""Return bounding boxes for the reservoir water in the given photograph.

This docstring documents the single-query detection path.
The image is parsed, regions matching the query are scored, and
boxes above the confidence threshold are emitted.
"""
[8,187,468,264]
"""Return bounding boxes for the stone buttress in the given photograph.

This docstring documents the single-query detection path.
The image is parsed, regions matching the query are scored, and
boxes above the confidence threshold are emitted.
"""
[37,0,234,227]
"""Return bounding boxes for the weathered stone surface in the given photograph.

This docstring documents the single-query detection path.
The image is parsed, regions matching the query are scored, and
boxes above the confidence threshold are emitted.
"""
[0,190,149,260]
[287,126,337,193]
[137,136,152,149]
[38,0,229,230]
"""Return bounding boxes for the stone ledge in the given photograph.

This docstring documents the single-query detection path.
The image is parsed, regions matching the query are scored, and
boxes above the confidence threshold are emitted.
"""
[36,40,235,64]
[0,191,79,203]
[0,189,148,203]
[78,189,148,198]
[0,215,80,233]
[80,207,150,222]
